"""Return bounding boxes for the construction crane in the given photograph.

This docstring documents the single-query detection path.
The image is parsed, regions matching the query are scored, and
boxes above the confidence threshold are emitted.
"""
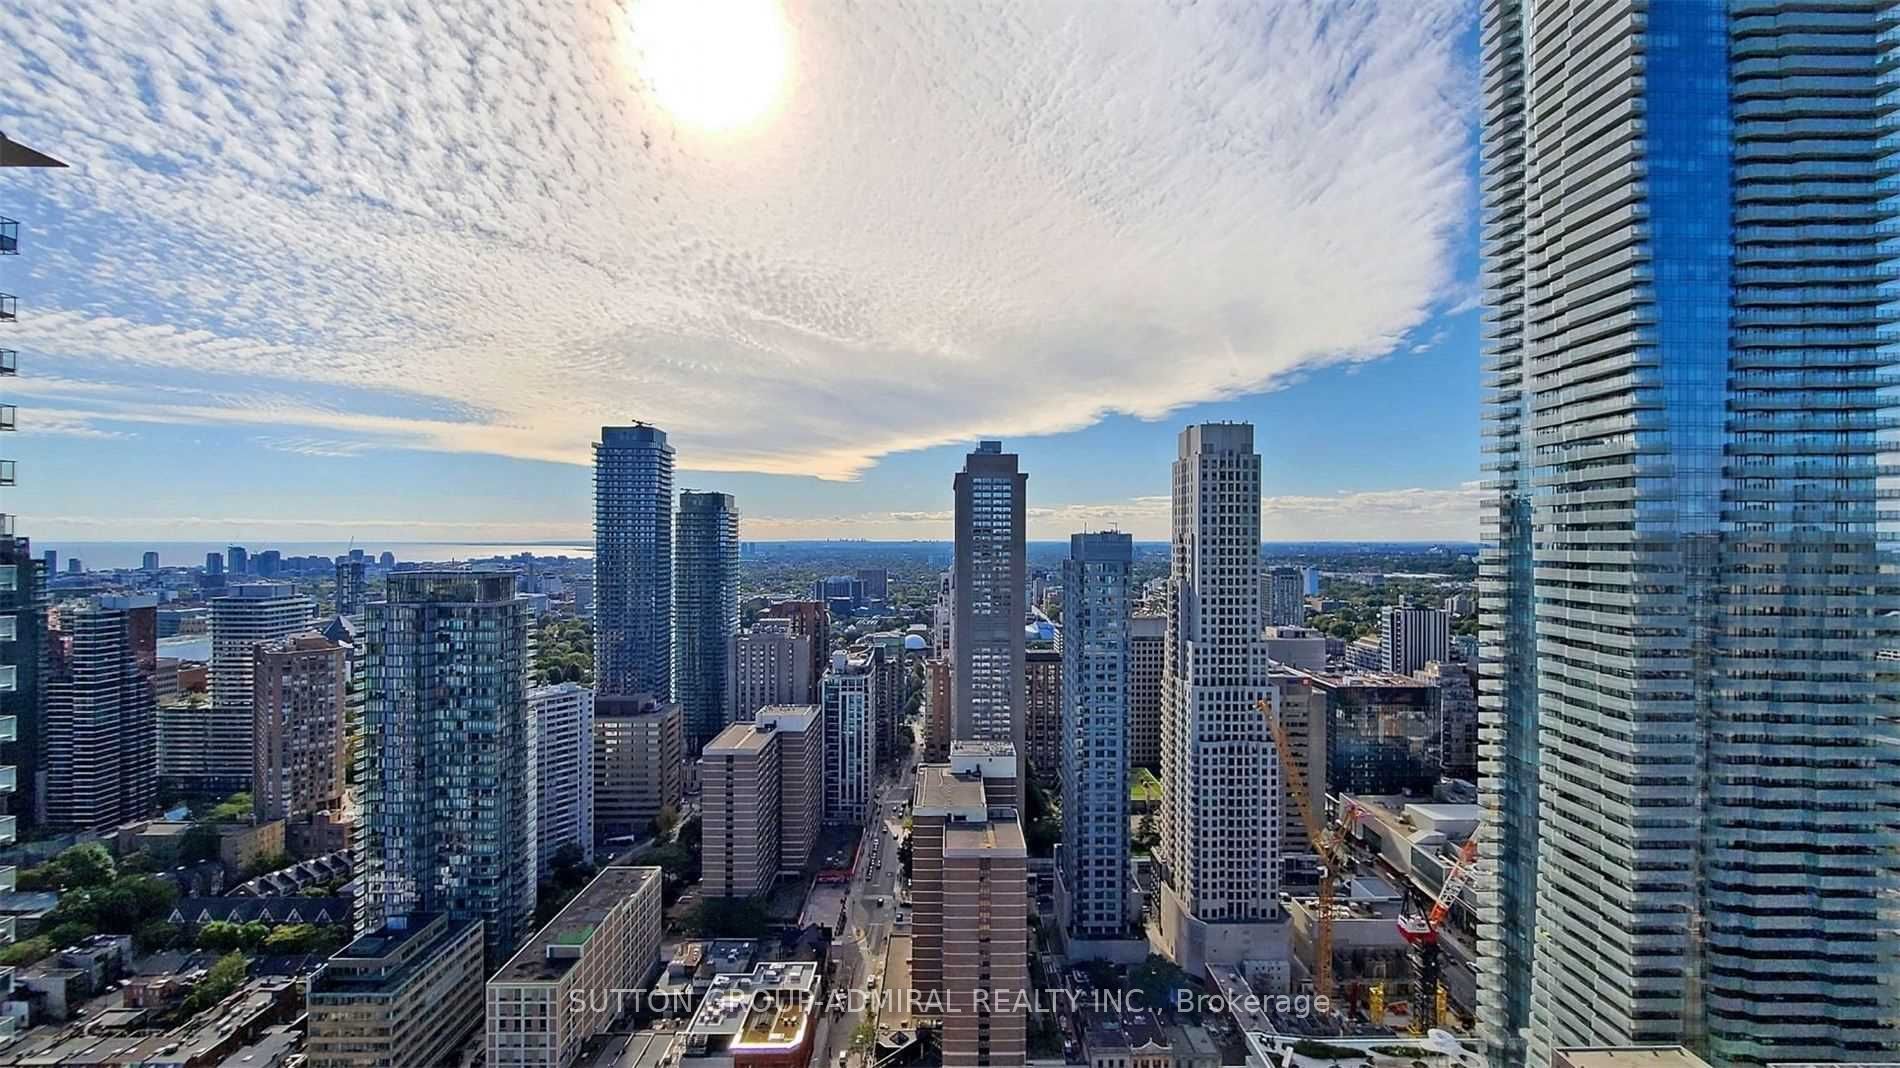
[1258,697,1359,1005]
[1396,827,1483,1032]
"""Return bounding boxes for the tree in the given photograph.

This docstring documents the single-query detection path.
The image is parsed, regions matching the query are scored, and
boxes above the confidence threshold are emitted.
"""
[54,843,117,889]
[135,921,181,953]
[0,937,53,966]
[205,792,253,822]
[898,834,913,880]
[185,952,249,1013]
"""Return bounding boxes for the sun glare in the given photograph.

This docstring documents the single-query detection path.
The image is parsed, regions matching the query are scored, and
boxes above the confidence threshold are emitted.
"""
[629,0,792,135]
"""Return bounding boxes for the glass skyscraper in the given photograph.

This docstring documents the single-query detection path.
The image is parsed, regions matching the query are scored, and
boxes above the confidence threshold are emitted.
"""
[1059,530,1133,942]
[674,489,739,753]
[358,571,536,967]
[1477,2,1900,1063]
[594,424,675,701]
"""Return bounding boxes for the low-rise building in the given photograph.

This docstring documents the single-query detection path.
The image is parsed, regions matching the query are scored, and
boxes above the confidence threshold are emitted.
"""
[487,866,665,1068]
[678,960,822,1068]
[306,914,485,1068]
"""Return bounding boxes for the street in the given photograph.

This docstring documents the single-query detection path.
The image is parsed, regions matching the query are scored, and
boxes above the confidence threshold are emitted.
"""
[817,748,918,1068]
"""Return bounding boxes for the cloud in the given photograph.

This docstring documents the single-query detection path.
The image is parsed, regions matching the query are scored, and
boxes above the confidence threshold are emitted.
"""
[1,0,1469,480]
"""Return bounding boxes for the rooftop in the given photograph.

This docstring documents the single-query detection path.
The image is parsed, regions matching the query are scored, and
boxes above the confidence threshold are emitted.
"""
[685,961,820,1053]
[311,914,477,997]
[704,722,777,755]
[755,705,819,732]
[1554,1049,1713,1068]
[944,814,1026,858]
[494,866,662,984]
[914,764,988,817]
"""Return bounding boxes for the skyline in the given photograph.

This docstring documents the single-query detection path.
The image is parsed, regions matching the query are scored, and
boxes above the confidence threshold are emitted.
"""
[0,0,1480,544]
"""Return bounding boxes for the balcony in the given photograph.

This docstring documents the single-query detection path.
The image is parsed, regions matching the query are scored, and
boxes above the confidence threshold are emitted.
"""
[0,717,12,743]
[0,294,13,322]
[0,461,15,487]
[0,217,14,255]
[0,816,15,847]
[0,766,16,794]
[0,866,12,893]
[0,407,15,433]
[0,350,13,375]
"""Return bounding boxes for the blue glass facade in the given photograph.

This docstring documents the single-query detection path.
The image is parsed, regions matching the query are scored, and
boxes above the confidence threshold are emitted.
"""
[1479,1,1900,1063]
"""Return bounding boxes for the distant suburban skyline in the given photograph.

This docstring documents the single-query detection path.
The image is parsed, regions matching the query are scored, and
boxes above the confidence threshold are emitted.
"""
[2,1,1477,543]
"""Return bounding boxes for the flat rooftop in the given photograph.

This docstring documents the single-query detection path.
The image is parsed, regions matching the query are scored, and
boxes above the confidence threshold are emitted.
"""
[944,816,1026,858]
[755,705,819,731]
[686,961,821,1051]
[705,722,776,754]
[914,764,988,815]
[1555,1049,1713,1068]
[494,866,662,984]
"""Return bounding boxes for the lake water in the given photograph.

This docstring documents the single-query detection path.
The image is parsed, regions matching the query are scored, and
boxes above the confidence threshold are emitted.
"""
[38,541,594,572]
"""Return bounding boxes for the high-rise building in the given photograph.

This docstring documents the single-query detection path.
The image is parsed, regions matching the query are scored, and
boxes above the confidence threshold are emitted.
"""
[1301,566,1320,597]
[486,866,664,1068]
[855,567,889,604]
[820,651,877,825]
[64,557,79,574]
[1478,6,1900,1061]
[202,551,221,577]
[251,633,347,825]
[727,620,814,725]
[1297,668,1438,798]
[529,683,595,878]
[865,633,907,761]
[41,595,158,831]
[1264,566,1305,627]
[932,570,953,658]
[675,489,738,753]
[700,721,780,899]
[951,440,1027,778]
[226,545,248,577]
[758,704,823,874]
[141,550,159,572]
[1022,648,1061,784]
[1378,605,1449,676]
[757,599,828,705]
[592,694,681,846]
[0,539,43,835]
[911,744,1027,1068]
[307,913,486,1068]
[922,656,951,762]
[254,549,281,577]
[1127,614,1164,771]
[593,424,674,702]
[1157,423,1279,972]
[334,555,366,618]
[1416,660,1476,783]
[1058,531,1132,944]
[192,582,313,795]
[1267,669,1325,889]
[359,572,535,966]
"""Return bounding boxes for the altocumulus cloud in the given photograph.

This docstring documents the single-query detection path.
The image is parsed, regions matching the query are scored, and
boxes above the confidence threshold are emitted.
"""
[1,0,1469,479]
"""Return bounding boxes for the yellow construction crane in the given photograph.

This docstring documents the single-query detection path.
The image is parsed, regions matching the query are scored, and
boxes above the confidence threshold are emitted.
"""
[1259,696,1359,1005]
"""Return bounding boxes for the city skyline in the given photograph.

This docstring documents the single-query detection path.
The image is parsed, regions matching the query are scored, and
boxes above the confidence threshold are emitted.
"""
[0,1,1481,545]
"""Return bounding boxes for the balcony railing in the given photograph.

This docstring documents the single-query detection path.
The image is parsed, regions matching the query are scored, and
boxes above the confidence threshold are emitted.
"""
[0,461,15,487]
[0,766,16,793]
[0,350,13,375]
[0,516,13,539]
[0,816,16,847]
[0,717,13,743]
[0,294,14,322]
[0,217,15,255]
[0,865,13,893]
[0,407,15,433]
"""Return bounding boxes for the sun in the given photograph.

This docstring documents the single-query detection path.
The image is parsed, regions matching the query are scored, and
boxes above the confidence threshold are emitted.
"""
[628,0,792,135]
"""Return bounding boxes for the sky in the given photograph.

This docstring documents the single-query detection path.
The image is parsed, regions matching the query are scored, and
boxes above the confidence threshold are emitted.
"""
[0,0,1481,544]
